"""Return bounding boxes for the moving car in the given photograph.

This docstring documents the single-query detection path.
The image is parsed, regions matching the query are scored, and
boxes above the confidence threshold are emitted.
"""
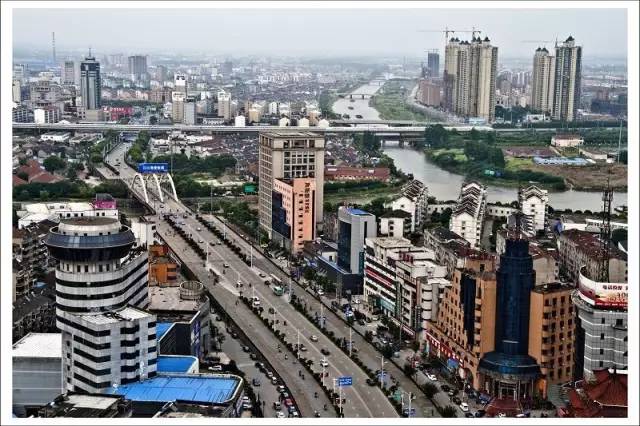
[321,348,330,355]
[320,360,329,368]
[366,378,377,386]
[223,263,230,268]
[252,378,261,386]
[208,364,223,372]
[460,402,469,412]
[310,335,319,342]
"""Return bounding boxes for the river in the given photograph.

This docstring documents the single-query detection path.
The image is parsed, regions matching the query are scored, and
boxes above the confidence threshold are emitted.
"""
[332,82,628,211]
[331,83,382,120]
[382,146,628,211]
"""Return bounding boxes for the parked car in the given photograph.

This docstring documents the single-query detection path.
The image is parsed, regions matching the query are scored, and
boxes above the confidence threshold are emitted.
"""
[273,401,281,410]
[427,373,438,381]
[357,319,366,326]
[242,345,250,352]
[271,377,279,385]
[276,411,285,418]
[208,364,223,372]
[252,378,261,386]
[276,385,286,394]
[460,402,469,412]
[249,353,258,360]
[299,344,307,352]
[475,409,486,417]
[366,378,378,386]
[231,332,239,339]
[452,397,462,406]
[465,412,474,417]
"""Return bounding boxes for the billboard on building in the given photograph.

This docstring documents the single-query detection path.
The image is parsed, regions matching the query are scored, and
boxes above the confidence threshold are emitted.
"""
[578,270,628,308]
[138,162,169,174]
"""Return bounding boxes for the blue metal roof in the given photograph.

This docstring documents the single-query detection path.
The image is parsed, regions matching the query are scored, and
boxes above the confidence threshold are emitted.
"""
[106,374,241,405]
[156,322,174,341]
[346,208,372,216]
[157,355,197,373]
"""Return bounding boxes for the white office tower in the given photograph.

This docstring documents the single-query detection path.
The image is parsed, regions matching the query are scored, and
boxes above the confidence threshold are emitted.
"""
[518,185,549,231]
[449,181,487,248]
[268,101,278,115]
[174,73,187,94]
[258,132,325,236]
[63,61,76,86]
[45,217,156,394]
[552,36,582,122]
[217,91,231,120]
[183,96,196,125]
[531,47,556,113]
[235,115,246,127]
[171,92,185,123]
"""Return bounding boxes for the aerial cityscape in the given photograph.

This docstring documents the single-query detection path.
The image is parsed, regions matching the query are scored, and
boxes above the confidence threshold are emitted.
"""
[4,2,637,423]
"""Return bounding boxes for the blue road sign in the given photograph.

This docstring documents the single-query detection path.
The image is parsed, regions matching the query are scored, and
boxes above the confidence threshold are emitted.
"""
[338,376,353,387]
[138,162,169,174]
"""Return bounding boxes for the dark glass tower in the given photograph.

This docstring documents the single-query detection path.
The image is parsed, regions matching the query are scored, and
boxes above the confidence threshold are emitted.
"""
[479,237,540,398]
[80,54,101,110]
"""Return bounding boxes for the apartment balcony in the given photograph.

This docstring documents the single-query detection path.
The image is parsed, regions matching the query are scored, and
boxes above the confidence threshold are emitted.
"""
[475,297,482,306]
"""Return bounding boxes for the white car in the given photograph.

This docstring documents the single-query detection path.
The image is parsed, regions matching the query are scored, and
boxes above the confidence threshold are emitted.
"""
[352,297,361,304]
[460,402,469,412]
[426,373,438,381]
[197,227,202,231]
[310,335,319,342]
[497,412,506,418]
[317,289,325,296]
[252,297,261,307]
[320,360,329,368]
[208,364,223,371]
[276,411,286,418]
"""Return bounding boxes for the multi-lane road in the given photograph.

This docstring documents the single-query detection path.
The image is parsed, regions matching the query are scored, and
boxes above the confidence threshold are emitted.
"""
[103,145,398,418]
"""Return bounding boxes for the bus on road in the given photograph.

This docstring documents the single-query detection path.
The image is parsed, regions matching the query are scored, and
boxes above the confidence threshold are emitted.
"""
[272,286,284,296]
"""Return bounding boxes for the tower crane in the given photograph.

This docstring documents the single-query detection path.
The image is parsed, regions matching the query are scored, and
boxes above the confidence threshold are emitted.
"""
[418,27,482,43]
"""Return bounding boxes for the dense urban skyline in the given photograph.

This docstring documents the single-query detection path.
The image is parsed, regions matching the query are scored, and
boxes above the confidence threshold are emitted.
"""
[13,8,628,57]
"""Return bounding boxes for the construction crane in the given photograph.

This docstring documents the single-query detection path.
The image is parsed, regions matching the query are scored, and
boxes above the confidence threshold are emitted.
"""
[419,27,482,43]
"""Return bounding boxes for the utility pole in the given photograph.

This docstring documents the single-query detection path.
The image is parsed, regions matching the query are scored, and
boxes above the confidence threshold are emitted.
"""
[296,329,300,358]
[380,355,386,390]
[349,327,353,357]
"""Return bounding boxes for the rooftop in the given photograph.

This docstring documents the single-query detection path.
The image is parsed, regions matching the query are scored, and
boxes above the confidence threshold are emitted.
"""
[12,332,61,358]
[261,131,321,138]
[156,322,174,341]
[61,216,119,226]
[367,236,413,249]
[532,282,574,294]
[149,286,204,313]
[107,374,242,405]
[80,307,153,325]
[381,209,412,219]
[157,356,198,374]
[344,207,373,216]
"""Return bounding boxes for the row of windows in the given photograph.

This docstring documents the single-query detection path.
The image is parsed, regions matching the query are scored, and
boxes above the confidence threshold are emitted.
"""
[74,359,111,377]
[58,315,110,337]
[55,258,146,288]
[56,269,148,300]
[73,373,111,390]
[73,335,110,350]
[57,278,149,314]
[74,347,110,364]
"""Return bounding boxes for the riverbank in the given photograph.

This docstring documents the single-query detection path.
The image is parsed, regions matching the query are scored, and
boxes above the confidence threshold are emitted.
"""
[324,182,400,207]
[369,80,427,121]
[382,146,628,211]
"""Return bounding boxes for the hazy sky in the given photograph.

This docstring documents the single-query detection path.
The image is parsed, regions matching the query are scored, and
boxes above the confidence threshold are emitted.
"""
[13,8,628,58]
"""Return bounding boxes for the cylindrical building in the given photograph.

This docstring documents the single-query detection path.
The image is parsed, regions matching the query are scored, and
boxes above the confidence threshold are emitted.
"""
[45,217,156,394]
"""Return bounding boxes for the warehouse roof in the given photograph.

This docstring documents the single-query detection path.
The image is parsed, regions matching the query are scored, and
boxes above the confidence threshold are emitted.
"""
[107,374,242,405]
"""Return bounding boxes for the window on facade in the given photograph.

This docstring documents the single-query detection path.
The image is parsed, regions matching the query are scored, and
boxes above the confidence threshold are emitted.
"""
[84,265,89,273]
[600,333,605,340]
[601,318,606,324]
